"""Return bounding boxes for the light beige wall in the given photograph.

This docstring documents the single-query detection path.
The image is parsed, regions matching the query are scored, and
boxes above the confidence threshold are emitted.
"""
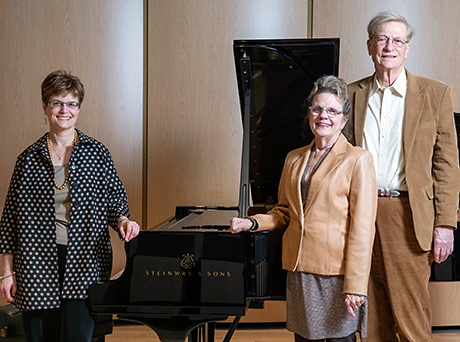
[0,0,144,288]
[146,0,309,228]
[311,0,460,111]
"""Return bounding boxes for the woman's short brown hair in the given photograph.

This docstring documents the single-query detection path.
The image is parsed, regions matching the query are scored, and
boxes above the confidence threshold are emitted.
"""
[41,70,85,105]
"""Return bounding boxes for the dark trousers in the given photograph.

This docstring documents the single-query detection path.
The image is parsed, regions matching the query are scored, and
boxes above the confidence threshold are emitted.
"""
[295,332,356,342]
[21,244,95,342]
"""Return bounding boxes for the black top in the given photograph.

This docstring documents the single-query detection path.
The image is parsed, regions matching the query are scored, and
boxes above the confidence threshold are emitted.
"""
[0,130,129,311]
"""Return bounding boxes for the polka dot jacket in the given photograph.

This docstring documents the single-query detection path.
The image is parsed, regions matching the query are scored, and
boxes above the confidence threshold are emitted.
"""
[0,129,130,311]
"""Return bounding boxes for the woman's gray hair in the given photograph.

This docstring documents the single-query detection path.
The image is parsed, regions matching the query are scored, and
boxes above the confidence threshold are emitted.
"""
[306,75,351,117]
[367,11,414,42]
[302,75,350,141]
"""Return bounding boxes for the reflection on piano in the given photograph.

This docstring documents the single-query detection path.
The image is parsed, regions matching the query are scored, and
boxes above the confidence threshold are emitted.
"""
[88,38,340,342]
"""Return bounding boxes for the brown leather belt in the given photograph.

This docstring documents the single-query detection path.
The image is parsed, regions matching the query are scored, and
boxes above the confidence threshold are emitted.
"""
[378,189,408,197]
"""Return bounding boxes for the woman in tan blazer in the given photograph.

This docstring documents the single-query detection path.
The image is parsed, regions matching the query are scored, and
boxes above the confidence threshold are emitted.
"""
[231,75,377,342]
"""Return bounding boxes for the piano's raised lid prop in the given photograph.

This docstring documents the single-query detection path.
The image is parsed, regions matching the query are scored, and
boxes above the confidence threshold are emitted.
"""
[234,38,340,216]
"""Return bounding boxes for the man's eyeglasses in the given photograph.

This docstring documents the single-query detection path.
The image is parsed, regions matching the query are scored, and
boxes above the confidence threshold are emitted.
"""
[374,35,408,48]
[49,100,80,110]
[309,106,343,117]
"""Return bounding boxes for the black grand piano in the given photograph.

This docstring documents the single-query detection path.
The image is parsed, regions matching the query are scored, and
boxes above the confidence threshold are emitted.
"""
[88,38,340,342]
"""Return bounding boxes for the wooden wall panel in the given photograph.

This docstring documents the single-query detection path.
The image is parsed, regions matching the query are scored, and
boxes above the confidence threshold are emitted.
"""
[429,282,460,326]
[147,0,309,227]
[311,0,460,111]
[0,0,143,292]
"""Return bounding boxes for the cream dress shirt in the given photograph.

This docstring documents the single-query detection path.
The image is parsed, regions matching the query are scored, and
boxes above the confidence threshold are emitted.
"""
[363,70,408,191]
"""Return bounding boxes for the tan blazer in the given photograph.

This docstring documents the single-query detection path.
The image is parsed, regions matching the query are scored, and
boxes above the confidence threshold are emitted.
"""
[346,70,460,251]
[253,134,377,296]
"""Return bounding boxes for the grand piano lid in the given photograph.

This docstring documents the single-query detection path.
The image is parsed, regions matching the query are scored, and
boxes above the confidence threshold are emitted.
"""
[233,38,340,215]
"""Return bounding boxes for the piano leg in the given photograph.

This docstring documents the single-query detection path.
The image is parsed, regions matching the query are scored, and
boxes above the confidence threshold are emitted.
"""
[222,317,241,342]
[116,315,226,342]
[188,316,241,342]
[189,323,215,342]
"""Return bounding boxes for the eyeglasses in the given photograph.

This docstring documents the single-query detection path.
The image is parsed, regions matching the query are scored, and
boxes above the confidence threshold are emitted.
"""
[49,100,80,110]
[309,106,343,117]
[374,35,408,48]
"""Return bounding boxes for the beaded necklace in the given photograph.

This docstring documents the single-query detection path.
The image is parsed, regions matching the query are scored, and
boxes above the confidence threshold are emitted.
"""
[46,130,78,190]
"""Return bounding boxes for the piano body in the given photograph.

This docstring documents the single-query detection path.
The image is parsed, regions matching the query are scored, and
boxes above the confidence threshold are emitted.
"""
[88,38,340,342]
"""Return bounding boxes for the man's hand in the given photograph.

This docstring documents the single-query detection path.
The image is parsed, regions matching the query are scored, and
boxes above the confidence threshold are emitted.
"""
[433,226,454,263]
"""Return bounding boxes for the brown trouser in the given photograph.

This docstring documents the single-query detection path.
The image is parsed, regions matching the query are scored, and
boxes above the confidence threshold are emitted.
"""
[364,196,433,342]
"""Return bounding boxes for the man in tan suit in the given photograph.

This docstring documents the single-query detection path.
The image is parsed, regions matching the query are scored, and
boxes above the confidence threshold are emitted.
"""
[347,11,460,342]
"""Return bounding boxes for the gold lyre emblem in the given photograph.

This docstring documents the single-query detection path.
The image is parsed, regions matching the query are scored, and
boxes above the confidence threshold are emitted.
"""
[181,253,195,269]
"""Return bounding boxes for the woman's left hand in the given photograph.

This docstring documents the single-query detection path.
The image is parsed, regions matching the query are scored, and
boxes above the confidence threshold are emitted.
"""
[119,217,141,242]
[345,294,366,318]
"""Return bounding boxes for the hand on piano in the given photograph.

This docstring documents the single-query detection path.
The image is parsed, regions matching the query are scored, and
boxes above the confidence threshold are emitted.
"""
[229,217,253,234]
[118,216,141,241]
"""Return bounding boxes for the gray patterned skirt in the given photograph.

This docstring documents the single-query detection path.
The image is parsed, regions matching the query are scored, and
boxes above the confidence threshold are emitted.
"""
[286,271,367,340]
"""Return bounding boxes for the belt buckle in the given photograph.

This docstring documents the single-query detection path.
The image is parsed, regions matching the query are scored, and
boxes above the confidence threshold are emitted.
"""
[389,190,400,197]
[379,189,400,197]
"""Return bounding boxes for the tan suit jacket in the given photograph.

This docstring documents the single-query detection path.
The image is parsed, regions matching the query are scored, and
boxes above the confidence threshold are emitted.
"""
[253,134,377,295]
[346,70,460,251]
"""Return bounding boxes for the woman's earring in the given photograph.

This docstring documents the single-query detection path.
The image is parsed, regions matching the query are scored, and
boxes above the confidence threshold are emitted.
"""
[44,116,47,124]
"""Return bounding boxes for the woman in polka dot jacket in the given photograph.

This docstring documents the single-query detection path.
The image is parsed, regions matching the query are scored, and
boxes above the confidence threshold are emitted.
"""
[0,70,140,342]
